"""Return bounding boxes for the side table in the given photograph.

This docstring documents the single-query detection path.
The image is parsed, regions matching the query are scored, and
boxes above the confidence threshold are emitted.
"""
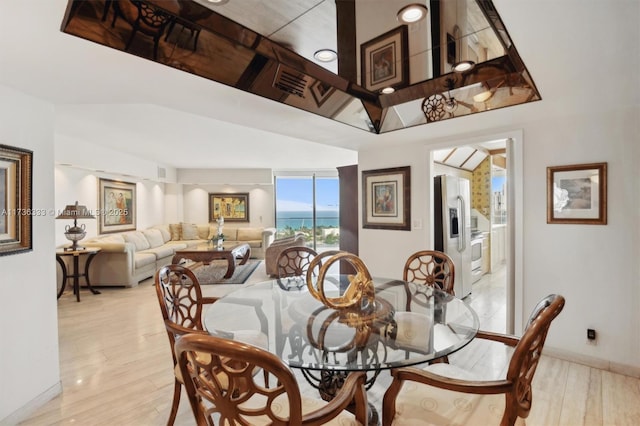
[56,247,102,302]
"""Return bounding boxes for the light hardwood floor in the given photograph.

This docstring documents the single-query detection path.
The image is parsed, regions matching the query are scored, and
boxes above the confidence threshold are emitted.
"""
[18,262,640,425]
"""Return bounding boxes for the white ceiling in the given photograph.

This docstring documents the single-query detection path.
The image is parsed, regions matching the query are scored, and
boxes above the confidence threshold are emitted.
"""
[0,1,630,172]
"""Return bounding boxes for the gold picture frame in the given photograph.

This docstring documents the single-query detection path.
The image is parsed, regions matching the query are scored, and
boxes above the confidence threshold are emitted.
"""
[360,26,409,92]
[209,193,249,222]
[0,144,33,256]
[547,162,607,225]
[98,178,137,233]
[362,166,411,230]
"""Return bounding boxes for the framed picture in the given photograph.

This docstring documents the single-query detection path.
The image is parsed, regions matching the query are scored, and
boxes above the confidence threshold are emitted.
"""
[446,33,456,65]
[98,178,136,233]
[547,162,607,225]
[209,193,249,222]
[362,166,410,230]
[360,26,409,92]
[310,79,336,107]
[0,144,33,256]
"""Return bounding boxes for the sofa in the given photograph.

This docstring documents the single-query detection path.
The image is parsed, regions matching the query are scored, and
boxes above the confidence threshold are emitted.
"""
[76,223,275,287]
[264,233,307,277]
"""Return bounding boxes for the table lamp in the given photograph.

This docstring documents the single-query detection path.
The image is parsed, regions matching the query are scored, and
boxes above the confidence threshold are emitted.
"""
[56,201,95,251]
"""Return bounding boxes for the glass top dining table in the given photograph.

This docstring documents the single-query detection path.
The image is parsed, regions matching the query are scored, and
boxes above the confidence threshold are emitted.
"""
[203,275,480,373]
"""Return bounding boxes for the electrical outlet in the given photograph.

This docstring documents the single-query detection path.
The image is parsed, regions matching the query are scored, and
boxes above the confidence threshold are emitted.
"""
[587,328,596,341]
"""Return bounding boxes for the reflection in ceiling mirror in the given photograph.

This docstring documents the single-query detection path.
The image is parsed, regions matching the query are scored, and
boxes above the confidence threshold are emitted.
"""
[61,0,540,134]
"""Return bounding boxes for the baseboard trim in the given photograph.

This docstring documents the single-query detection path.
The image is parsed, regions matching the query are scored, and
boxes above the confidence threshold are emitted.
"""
[544,347,640,379]
[0,382,62,426]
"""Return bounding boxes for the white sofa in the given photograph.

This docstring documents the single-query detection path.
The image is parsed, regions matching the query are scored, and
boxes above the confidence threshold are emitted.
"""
[78,223,275,287]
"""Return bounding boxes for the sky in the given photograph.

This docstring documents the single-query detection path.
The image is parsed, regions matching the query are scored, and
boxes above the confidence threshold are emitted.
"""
[275,177,339,211]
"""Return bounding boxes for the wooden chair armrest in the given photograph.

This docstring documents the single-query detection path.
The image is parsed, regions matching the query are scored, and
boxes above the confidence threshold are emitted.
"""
[302,372,367,425]
[476,330,520,347]
[165,321,209,337]
[391,366,513,395]
[201,296,219,305]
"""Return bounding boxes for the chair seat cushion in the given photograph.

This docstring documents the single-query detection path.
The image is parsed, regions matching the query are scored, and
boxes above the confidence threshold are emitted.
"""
[391,363,524,425]
[236,393,359,425]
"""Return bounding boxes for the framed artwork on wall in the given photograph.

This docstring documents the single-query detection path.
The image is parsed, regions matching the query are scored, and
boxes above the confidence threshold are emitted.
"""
[547,162,607,225]
[98,178,137,233]
[0,144,33,256]
[360,26,409,92]
[310,80,336,107]
[209,193,249,222]
[362,166,411,230]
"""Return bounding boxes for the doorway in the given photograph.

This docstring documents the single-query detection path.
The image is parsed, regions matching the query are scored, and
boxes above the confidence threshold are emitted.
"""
[430,132,523,334]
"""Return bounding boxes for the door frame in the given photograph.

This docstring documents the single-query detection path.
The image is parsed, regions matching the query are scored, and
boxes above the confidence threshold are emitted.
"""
[428,129,524,334]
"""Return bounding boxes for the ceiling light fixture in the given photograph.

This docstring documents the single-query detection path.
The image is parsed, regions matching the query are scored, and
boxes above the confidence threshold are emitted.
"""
[452,60,475,72]
[443,78,458,113]
[206,0,229,5]
[397,3,428,24]
[473,90,493,103]
[381,87,395,94]
[313,49,337,62]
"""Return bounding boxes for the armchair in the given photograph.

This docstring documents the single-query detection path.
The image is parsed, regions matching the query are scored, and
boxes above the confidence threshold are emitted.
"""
[382,294,565,426]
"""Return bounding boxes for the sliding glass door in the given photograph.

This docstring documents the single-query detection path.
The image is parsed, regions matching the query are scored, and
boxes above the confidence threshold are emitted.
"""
[274,173,339,251]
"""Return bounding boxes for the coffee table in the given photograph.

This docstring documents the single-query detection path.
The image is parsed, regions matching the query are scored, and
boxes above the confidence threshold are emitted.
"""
[172,243,251,278]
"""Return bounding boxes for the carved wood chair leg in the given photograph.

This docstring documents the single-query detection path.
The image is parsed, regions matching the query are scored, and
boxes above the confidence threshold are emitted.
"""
[167,379,181,426]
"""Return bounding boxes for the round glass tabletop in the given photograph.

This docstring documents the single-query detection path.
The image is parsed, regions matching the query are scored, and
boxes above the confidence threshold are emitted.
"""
[204,276,479,372]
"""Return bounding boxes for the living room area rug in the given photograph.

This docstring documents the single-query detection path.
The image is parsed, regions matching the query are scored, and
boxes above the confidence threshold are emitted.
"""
[192,259,261,285]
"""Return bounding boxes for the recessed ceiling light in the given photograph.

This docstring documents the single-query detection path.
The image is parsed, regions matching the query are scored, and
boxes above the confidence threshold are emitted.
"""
[473,90,493,103]
[313,49,337,62]
[397,4,428,24]
[206,0,229,5]
[381,87,395,94]
[452,60,475,72]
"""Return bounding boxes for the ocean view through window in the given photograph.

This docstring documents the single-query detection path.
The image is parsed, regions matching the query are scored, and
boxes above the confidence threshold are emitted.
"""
[275,174,339,251]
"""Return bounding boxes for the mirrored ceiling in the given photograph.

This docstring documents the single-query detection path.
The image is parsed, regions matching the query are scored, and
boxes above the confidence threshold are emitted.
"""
[61,0,540,134]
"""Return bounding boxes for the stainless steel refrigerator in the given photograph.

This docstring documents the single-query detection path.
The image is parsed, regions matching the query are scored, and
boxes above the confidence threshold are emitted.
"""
[434,175,472,299]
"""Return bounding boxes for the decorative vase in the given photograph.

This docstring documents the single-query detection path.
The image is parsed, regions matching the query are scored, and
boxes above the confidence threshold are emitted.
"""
[216,238,224,250]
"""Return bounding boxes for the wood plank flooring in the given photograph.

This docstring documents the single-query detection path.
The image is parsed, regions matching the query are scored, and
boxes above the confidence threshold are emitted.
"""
[18,262,640,425]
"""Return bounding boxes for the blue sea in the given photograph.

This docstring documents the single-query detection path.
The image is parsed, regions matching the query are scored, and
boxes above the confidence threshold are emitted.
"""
[276,210,339,231]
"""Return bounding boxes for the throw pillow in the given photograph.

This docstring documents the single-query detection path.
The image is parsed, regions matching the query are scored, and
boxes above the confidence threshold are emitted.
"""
[196,224,210,240]
[237,228,263,241]
[142,229,164,248]
[206,226,217,240]
[181,222,199,240]
[169,223,181,241]
[153,224,171,243]
[123,231,151,251]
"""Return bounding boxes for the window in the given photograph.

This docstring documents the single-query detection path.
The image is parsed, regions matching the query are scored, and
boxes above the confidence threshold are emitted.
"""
[274,173,339,251]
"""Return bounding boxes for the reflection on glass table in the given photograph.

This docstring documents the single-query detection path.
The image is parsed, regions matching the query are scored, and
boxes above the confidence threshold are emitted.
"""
[204,276,479,404]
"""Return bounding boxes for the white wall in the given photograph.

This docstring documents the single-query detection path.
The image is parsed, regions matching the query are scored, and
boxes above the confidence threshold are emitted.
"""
[356,0,640,375]
[359,106,640,374]
[182,184,275,227]
[54,167,168,246]
[0,86,59,421]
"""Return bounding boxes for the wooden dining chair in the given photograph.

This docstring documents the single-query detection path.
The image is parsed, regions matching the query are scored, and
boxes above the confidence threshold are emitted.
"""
[382,294,565,426]
[112,0,173,60]
[154,264,268,425]
[276,246,318,280]
[175,333,369,425]
[393,250,456,364]
[403,250,455,296]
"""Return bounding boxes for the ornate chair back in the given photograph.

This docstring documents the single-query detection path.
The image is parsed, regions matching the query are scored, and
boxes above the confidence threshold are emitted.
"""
[276,246,318,279]
[403,250,455,295]
[155,264,214,425]
[175,333,368,425]
[506,294,565,421]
